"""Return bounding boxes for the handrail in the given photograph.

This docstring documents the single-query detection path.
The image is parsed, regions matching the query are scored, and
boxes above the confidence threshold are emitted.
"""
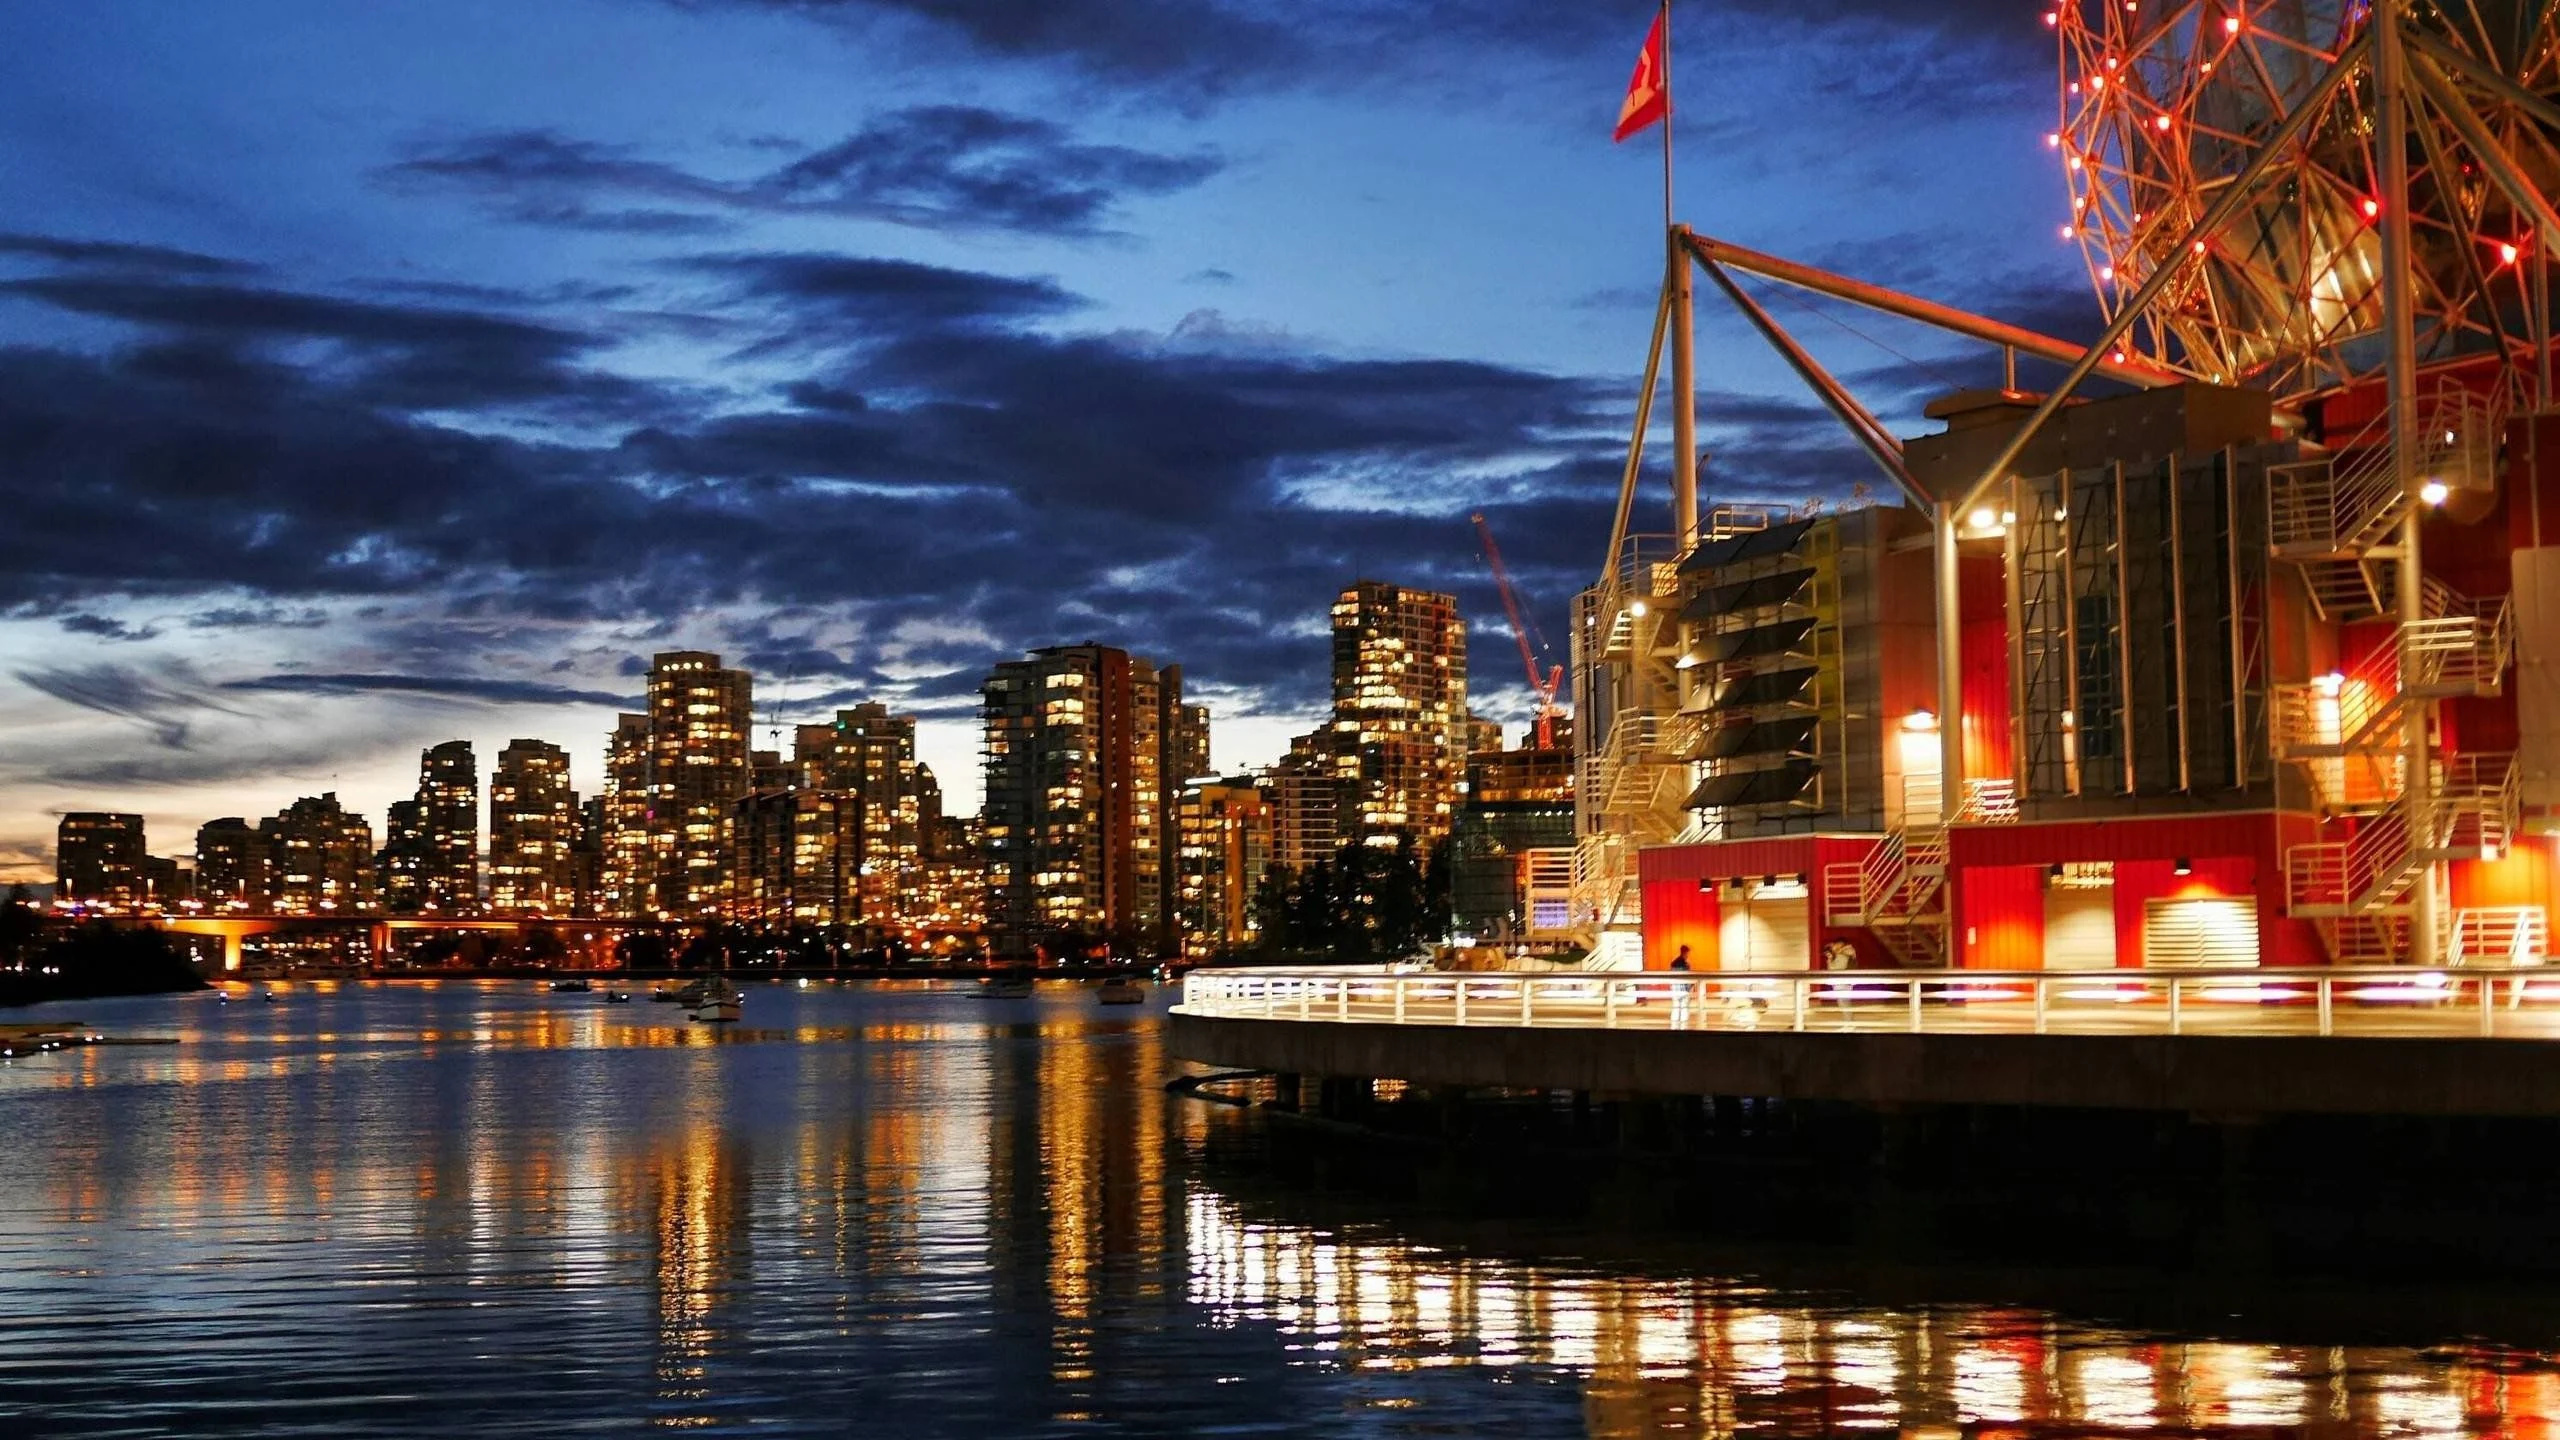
[1179,964,2560,1041]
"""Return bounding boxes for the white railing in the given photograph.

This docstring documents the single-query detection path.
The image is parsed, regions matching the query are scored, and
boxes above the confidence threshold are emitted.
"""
[1179,965,2560,1040]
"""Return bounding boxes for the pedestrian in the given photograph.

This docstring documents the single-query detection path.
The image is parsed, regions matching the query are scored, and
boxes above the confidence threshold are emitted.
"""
[1668,945,1692,1028]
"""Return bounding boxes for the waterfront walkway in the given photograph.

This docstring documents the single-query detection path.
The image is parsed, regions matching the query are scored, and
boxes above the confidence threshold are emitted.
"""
[1177,965,2560,1041]
[1169,966,2560,1117]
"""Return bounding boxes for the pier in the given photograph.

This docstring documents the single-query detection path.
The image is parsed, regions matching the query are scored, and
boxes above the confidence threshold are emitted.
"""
[1171,965,2560,1119]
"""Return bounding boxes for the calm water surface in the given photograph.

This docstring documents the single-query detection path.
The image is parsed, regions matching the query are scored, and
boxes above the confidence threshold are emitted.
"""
[5,980,2560,1437]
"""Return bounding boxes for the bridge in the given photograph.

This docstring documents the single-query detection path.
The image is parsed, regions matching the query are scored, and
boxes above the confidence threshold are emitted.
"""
[123,914,668,972]
[1170,966,2560,1119]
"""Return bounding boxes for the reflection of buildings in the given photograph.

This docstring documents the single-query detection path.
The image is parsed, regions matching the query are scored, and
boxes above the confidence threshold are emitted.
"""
[54,812,145,909]
[981,644,1205,957]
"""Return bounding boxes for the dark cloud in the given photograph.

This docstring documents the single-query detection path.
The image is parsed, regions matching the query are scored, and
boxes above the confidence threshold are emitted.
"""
[224,673,637,707]
[382,107,1220,239]
[0,232,257,276]
[57,613,161,642]
[12,663,237,749]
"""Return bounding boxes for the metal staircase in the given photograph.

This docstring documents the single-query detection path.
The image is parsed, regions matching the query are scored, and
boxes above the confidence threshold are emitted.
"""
[1821,777,1954,966]
[2269,383,2498,622]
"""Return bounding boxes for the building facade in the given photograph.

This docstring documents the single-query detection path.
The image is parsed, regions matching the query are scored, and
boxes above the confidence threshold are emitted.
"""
[795,703,932,931]
[1452,741,1576,946]
[195,818,271,913]
[1328,581,1468,845]
[981,644,1200,958]
[732,788,862,927]
[265,793,376,915]
[645,652,752,918]
[1176,779,1274,957]
[600,712,653,919]
[488,739,578,916]
[55,813,145,910]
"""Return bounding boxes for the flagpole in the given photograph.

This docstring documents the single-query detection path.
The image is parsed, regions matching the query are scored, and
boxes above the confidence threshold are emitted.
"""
[1658,0,1674,231]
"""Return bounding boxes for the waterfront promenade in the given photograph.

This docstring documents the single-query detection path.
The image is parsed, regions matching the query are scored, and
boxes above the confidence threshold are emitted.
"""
[1171,965,2560,1118]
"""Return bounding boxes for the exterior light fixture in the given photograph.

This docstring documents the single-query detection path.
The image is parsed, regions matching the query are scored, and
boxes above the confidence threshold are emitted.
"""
[2315,671,2345,697]
[1969,507,1998,530]
[2420,480,2449,506]
[1902,709,1938,733]
[2173,857,2194,876]
[2048,862,2066,881]
[1629,599,1649,617]
[1696,877,1715,894]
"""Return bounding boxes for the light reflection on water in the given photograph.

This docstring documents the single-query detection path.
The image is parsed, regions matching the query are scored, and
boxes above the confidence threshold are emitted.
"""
[2,980,2558,1436]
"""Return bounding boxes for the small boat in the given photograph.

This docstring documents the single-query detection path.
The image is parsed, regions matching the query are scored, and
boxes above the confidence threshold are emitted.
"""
[690,976,744,1023]
[1097,978,1146,1006]
[977,973,1035,1000]
[549,977,592,993]
[648,987,685,1003]
[260,991,277,1004]
[603,991,632,1004]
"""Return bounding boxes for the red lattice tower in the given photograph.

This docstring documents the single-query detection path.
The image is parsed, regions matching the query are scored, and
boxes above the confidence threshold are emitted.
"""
[2051,1,2560,401]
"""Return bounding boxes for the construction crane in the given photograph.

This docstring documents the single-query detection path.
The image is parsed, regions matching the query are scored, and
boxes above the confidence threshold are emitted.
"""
[1470,512,1566,750]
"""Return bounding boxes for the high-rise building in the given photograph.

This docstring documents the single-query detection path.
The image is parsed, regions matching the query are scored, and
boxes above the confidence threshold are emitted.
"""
[795,703,933,930]
[1329,580,1468,845]
[909,816,988,951]
[265,793,376,915]
[1176,779,1273,957]
[488,739,578,916]
[55,813,145,910]
[733,788,862,926]
[195,818,271,913]
[569,795,606,918]
[1452,739,1577,946]
[981,644,1199,958]
[646,652,752,918]
[1264,738,1342,872]
[601,712,652,919]
[377,741,478,914]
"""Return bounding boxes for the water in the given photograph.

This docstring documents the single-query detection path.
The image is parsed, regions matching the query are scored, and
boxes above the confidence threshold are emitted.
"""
[6,981,2560,1437]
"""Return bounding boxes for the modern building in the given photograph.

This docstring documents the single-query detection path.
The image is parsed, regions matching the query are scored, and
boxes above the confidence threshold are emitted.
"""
[1177,779,1274,957]
[907,816,988,952]
[265,793,376,915]
[54,813,145,910]
[732,788,862,927]
[1452,739,1576,946]
[1328,581,1468,845]
[981,644,1200,958]
[645,652,752,918]
[569,795,607,918]
[488,739,578,916]
[1264,739,1342,873]
[195,817,271,913]
[600,713,652,919]
[795,703,934,931]
[378,741,479,914]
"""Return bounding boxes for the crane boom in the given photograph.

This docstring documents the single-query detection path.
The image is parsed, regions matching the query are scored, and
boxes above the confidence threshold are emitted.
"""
[1470,512,1566,749]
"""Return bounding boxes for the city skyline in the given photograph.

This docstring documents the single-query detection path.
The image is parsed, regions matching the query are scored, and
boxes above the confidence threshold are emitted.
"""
[0,2,2089,887]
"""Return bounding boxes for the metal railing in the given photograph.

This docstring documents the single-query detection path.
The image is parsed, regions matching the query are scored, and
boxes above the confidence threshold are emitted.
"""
[1179,964,2560,1041]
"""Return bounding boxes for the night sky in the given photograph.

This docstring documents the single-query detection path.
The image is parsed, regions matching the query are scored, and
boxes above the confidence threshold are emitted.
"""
[0,0,2095,883]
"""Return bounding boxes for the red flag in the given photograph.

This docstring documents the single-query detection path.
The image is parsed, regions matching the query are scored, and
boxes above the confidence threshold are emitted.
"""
[1613,10,1668,143]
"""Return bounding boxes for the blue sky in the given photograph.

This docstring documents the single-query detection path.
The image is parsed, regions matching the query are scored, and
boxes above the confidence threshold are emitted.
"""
[0,0,2093,882]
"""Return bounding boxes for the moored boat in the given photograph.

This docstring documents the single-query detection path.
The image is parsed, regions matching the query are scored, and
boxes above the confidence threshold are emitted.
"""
[689,976,744,1023]
[1097,978,1145,1006]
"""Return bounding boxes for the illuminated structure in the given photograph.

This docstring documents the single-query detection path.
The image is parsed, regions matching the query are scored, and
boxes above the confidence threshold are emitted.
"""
[645,651,752,919]
[907,817,988,951]
[54,813,145,910]
[265,793,376,915]
[194,817,270,913]
[379,740,478,915]
[487,739,579,916]
[794,703,935,931]
[1263,739,1342,872]
[600,712,652,919]
[981,644,1201,958]
[732,787,861,926]
[1176,779,1274,957]
[1451,738,1576,946]
[1327,581,1469,845]
[1583,0,2560,969]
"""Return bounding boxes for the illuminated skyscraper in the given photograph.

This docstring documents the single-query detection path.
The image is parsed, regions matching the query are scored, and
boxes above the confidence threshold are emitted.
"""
[488,739,578,916]
[794,702,933,930]
[981,645,1201,958]
[600,712,652,919]
[265,793,376,915]
[54,812,145,910]
[1263,738,1341,872]
[379,741,479,914]
[733,788,861,926]
[194,817,271,913]
[646,651,752,918]
[1329,580,1468,844]
[1176,779,1273,957]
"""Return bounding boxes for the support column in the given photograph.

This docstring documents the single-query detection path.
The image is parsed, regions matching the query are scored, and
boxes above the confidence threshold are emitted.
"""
[2378,1,2437,965]
[1935,505,1965,822]
[1671,227,1700,548]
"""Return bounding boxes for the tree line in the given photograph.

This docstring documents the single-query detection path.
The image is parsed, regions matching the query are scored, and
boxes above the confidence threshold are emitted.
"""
[1250,836,1451,960]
